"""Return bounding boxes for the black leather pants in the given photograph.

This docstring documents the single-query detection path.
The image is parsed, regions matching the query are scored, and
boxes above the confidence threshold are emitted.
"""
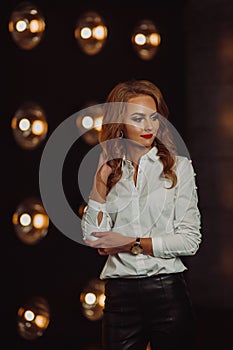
[102,272,196,350]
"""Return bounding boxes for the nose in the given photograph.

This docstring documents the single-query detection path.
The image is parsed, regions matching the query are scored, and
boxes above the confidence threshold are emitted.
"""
[144,119,153,132]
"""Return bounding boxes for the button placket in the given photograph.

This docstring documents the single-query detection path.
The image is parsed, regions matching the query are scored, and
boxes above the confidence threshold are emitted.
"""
[135,158,144,190]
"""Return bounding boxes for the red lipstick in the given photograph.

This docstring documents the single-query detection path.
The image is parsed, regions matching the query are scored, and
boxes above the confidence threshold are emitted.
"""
[140,134,153,139]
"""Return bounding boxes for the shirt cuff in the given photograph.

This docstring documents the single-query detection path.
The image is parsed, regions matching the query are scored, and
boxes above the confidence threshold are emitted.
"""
[88,199,107,212]
[152,236,163,257]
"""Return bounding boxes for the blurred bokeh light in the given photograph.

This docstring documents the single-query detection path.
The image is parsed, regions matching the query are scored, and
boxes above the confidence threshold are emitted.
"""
[80,278,106,321]
[8,1,46,50]
[12,197,49,245]
[17,296,50,340]
[11,102,48,149]
[74,11,108,55]
[76,102,103,145]
[131,19,161,60]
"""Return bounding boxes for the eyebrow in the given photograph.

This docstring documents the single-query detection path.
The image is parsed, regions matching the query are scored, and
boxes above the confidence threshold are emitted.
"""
[130,112,145,117]
[130,112,157,117]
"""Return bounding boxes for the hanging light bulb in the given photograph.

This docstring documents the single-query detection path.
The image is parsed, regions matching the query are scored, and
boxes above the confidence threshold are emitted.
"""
[17,296,50,340]
[11,102,48,150]
[80,278,106,321]
[12,197,49,245]
[74,11,108,55]
[8,1,46,50]
[131,19,161,60]
[76,102,103,145]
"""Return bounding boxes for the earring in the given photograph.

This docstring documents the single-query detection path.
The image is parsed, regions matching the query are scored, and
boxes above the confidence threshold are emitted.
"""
[120,131,124,138]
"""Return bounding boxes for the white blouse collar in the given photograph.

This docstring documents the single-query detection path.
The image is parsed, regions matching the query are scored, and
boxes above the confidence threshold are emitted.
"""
[122,146,160,169]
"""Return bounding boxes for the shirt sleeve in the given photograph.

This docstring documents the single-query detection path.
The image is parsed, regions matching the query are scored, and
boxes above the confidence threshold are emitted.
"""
[81,199,113,241]
[152,157,202,258]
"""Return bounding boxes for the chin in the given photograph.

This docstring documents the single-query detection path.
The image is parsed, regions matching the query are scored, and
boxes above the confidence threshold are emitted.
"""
[142,140,154,147]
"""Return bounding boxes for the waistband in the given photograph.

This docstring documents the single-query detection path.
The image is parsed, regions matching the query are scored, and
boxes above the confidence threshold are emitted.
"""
[104,271,184,283]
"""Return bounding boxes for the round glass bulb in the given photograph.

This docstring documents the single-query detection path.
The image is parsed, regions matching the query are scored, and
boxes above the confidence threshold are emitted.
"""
[17,296,50,340]
[76,102,103,145]
[80,278,105,321]
[11,102,48,150]
[12,197,49,245]
[74,11,108,55]
[131,19,161,60]
[8,1,46,50]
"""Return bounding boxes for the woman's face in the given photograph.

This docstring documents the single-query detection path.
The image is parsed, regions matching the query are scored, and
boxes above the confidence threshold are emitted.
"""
[122,95,160,150]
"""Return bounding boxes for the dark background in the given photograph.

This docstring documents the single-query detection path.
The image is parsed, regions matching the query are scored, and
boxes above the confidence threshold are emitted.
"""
[1,0,233,349]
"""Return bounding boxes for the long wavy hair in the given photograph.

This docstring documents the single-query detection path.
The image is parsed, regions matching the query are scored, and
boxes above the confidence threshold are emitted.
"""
[99,79,177,194]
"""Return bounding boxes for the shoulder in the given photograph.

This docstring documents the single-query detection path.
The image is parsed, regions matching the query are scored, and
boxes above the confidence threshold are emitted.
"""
[174,155,196,178]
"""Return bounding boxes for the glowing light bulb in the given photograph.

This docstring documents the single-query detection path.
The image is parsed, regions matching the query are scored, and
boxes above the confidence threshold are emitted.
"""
[31,120,44,135]
[98,293,106,307]
[85,292,97,305]
[34,315,49,328]
[19,213,31,226]
[33,213,46,229]
[94,116,103,131]
[24,310,35,321]
[29,19,40,33]
[149,33,161,46]
[17,296,50,340]
[9,2,45,50]
[13,197,49,244]
[82,116,94,129]
[132,19,161,60]
[74,11,108,55]
[135,33,146,45]
[80,27,92,39]
[19,118,30,131]
[93,25,106,40]
[80,278,106,321]
[16,20,27,32]
[11,102,48,149]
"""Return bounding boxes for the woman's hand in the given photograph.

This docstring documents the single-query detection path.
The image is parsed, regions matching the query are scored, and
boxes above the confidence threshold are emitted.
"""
[84,232,154,257]
[89,152,112,203]
[84,231,135,252]
[95,151,112,184]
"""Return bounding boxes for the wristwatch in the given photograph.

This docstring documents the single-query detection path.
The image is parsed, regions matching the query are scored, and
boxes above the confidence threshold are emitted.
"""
[130,237,143,255]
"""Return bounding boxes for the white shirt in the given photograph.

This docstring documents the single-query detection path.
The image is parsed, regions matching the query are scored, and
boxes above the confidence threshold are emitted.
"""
[81,146,202,280]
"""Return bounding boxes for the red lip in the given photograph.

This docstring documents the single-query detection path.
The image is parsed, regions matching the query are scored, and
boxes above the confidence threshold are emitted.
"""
[140,134,153,139]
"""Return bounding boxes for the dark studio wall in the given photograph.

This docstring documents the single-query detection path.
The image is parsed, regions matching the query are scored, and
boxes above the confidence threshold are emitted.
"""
[1,0,232,349]
[183,1,233,348]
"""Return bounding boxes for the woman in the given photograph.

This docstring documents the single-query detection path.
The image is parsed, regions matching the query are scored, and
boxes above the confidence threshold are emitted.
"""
[81,79,202,350]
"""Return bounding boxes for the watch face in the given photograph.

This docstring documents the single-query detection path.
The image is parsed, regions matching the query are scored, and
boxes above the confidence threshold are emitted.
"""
[131,244,143,255]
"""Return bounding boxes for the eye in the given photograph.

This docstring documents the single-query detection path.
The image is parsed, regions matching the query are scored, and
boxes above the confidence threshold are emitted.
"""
[132,117,143,122]
[151,112,160,121]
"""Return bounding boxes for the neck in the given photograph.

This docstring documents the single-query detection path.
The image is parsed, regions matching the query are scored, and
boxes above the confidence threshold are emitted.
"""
[125,142,152,165]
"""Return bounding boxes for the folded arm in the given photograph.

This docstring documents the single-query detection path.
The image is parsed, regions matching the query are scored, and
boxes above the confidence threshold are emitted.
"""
[82,157,202,258]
